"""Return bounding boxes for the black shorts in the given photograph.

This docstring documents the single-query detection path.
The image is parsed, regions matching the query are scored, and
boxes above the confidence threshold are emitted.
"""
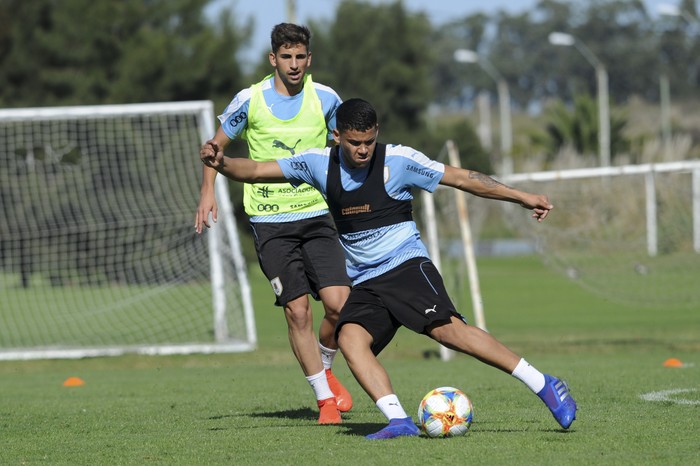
[250,214,350,307]
[335,257,466,355]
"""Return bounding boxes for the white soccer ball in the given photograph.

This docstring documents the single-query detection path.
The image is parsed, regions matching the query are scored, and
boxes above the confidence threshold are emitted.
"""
[417,386,473,438]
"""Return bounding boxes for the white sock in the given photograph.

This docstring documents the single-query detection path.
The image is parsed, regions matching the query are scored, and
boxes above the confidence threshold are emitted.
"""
[319,342,337,370]
[512,358,546,393]
[376,394,409,421]
[306,369,334,401]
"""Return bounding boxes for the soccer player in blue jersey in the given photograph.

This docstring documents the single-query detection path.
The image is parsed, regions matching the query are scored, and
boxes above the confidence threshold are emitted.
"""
[194,23,351,425]
[200,98,578,439]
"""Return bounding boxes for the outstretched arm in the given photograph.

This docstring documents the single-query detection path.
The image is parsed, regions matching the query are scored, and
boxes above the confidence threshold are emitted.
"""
[200,140,287,183]
[440,165,553,222]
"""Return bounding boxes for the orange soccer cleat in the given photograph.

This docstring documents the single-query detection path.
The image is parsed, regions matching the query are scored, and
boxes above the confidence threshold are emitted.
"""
[317,397,341,425]
[325,368,353,412]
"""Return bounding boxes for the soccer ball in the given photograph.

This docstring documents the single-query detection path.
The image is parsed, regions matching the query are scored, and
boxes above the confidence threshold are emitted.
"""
[418,386,473,438]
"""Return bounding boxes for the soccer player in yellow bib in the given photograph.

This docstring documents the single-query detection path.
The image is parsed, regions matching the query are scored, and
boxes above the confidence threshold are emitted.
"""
[195,23,351,425]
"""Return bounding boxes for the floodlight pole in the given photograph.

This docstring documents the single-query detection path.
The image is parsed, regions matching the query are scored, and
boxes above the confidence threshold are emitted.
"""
[286,0,297,23]
[657,3,700,158]
[660,73,672,157]
[548,32,611,167]
[454,49,513,175]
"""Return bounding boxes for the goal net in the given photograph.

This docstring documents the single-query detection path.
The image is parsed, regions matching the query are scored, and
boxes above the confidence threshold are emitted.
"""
[417,144,699,358]
[502,161,700,309]
[0,101,256,360]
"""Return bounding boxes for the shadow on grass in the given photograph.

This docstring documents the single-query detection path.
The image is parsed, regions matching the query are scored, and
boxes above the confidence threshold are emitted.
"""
[242,410,505,437]
[208,407,316,421]
[208,410,574,436]
[209,409,391,436]
[253,407,317,420]
[337,422,389,437]
[247,409,392,436]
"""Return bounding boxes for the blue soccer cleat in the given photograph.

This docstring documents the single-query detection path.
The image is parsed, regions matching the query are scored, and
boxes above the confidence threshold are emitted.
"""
[537,374,577,429]
[366,417,420,440]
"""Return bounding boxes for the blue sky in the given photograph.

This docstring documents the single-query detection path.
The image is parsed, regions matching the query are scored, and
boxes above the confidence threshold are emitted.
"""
[207,0,677,66]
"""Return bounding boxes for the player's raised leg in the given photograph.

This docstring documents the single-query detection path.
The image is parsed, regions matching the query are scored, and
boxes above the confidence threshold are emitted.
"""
[428,316,577,429]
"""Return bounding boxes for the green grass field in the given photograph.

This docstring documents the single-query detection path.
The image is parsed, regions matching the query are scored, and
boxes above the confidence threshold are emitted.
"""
[1,257,698,465]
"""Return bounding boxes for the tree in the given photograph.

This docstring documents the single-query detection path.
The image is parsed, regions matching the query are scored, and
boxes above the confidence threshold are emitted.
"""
[536,94,628,163]
[426,13,490,108]
[427,0,700,109]
[657,0,700,97]
[0,0,254,286]
[0,0,250,107]
[309,0,434,147]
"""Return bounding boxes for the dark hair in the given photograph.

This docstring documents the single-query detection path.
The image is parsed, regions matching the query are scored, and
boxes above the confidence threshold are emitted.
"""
[270,23,311,53]
[336,98,378,133]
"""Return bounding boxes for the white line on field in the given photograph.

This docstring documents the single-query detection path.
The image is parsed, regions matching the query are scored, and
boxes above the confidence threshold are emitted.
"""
[639,389,700,405]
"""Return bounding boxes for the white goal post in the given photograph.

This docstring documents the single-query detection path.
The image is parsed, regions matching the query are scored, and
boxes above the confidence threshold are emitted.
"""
[0,101,256,360]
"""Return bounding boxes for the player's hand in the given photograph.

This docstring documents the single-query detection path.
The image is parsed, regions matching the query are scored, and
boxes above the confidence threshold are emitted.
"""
[194,188,217,234]
[200,140,224,170]
[520,194,553,222]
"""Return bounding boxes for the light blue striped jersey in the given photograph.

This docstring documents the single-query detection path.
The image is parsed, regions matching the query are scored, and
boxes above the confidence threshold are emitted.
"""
[278,144,445,284]
[218,75,342,223]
